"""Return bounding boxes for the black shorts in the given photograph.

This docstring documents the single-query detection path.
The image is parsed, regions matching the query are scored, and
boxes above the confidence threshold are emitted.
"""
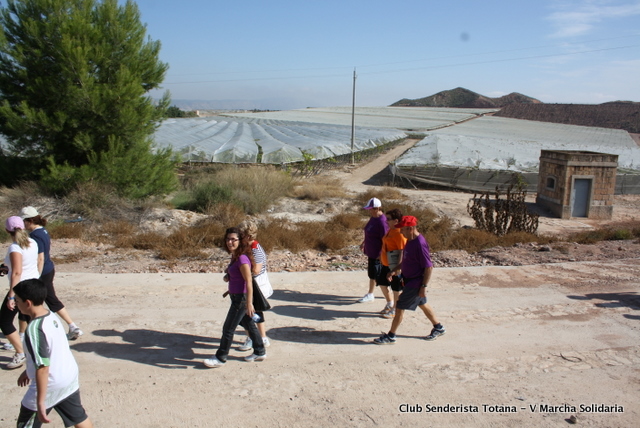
[17,389,88,428]
[367,258,381,280]
[376,266,404,292]
[396,286,427,311]
[41,269,65,313]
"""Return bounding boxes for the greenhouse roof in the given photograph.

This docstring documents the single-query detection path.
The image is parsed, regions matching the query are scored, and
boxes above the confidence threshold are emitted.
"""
[152,115,406,164]
[396,116,640,172]
[223,106,498,130]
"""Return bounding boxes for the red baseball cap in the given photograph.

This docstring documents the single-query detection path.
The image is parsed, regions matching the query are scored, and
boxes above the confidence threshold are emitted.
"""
[395,215,418,228]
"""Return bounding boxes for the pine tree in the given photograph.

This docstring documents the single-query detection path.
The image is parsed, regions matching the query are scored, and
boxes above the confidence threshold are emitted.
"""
[0,0,177,197]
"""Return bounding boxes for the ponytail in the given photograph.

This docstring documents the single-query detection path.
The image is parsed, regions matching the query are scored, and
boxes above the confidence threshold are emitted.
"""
[13,229,31,249]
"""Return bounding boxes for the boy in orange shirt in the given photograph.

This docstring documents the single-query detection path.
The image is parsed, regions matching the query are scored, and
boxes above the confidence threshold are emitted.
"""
[377,209,407,318]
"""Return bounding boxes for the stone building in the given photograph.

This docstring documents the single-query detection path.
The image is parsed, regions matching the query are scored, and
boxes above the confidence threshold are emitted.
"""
[536,150,618,219]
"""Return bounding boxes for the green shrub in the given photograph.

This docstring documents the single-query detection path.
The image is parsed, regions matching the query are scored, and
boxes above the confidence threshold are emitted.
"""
[609,229,632,240]
[192,181,233,212]
[174,166,292,215]
[215,166,293,214]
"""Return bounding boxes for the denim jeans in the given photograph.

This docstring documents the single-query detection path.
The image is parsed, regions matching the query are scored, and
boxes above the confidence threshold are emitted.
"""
[216,293,265,362]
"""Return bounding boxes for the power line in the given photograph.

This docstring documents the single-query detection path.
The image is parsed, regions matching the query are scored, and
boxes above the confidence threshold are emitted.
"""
[162,43,639,86]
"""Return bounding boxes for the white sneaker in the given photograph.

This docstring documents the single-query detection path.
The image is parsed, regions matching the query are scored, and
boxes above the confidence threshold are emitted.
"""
[244,353,267,362]
[7,353,26,369]
[357,293,374,303]
[67,327,83,341]
[262,337,270,348]
[203,356,225,368]
[2,342,14,351]
[238,337,253,351]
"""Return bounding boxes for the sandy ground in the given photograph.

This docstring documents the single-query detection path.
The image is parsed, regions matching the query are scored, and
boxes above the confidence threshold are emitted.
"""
[1,139,640,427]
[1,264,638,427]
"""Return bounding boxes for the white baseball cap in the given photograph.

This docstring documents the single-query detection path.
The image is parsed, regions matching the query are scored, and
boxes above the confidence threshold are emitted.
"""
[363,197,382,209]
[20,206,39,219]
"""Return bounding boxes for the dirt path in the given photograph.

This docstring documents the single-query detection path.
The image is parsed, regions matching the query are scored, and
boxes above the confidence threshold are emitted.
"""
[2,139,640,427]
[337,138,419,191]
[1,262,638,427]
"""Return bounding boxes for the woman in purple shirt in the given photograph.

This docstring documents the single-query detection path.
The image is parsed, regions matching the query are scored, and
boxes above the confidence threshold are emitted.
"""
[204,227,266,367]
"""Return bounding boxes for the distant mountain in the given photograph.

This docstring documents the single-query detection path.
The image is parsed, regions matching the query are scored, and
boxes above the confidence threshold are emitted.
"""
[390,87,541,108]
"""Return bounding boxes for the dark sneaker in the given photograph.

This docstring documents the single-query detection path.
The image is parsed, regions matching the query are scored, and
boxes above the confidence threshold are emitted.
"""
[381,309,395,319]
[373,333,396,344]
[425,326,445,341]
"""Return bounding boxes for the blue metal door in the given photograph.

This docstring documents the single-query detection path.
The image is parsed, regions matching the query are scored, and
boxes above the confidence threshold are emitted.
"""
[571,179,591,217]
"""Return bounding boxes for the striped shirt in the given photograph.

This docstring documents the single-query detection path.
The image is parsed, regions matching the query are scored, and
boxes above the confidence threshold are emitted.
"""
[251,240,267,277]
[22,311,79,410]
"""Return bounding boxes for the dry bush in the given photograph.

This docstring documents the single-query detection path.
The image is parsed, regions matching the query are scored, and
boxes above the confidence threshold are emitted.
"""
[291,176,348,200]
[255,219,354,253]
[327,213,365,230]
[316,230,350,251]
[567,229,611,244]
[203,202,246,227]
[294,221,350,252]
[110,219,224,261]
[566,224,640,244]
[494,231,544,247]
[467,185,539,236]
[442,228,499,253]
[0,182,42,212]
[117,231,164,250]
[421,216,456,251]
[356,187,407,207]
[66,181,141,222]
[183,220,226,249]
[258,221,306,252]
[214,166,293,214]
[369,202,439,225]
[48,222,86,240]
[91,221,137,244]
[51,250,95,264]
[156,246,208,261]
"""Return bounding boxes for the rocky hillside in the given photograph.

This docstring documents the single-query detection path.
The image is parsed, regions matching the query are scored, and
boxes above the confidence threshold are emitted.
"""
[494,102,640,133]
[391,87,541,108]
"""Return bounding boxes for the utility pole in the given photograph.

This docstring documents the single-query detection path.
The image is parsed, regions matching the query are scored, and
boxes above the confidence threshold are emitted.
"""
[350,68,357,165]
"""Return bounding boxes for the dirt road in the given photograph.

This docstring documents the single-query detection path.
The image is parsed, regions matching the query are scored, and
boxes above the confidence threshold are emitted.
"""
[1,261,638,427]
[1,139,639,427]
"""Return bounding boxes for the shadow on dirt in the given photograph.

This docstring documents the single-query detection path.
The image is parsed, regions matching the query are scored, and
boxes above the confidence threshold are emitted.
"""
[70,329,226,369]
[567,292,640,319]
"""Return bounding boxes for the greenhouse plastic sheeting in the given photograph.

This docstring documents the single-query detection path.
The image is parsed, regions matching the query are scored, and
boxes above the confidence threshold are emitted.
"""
[153,117,406,163]
[391,164,539,193]
[397,116,640,172]
[391,164,640,195]
[224,106,497,130]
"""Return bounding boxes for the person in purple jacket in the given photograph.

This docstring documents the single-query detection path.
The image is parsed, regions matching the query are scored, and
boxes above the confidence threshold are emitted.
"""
[373,215,445,344]
[358,198,388,303]
[203,227,266,367]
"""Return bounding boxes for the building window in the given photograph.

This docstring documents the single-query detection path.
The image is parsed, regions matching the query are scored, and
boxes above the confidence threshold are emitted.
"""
[546,176,556,190]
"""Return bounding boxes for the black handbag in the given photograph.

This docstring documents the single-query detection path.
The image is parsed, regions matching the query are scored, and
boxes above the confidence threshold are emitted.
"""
[252,278,271,311]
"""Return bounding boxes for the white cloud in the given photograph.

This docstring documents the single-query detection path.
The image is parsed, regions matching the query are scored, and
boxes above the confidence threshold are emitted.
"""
[547,0,640,38]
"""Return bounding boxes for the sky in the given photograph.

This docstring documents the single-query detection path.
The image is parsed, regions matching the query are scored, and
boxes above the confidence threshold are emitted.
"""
[130,0,640,109]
